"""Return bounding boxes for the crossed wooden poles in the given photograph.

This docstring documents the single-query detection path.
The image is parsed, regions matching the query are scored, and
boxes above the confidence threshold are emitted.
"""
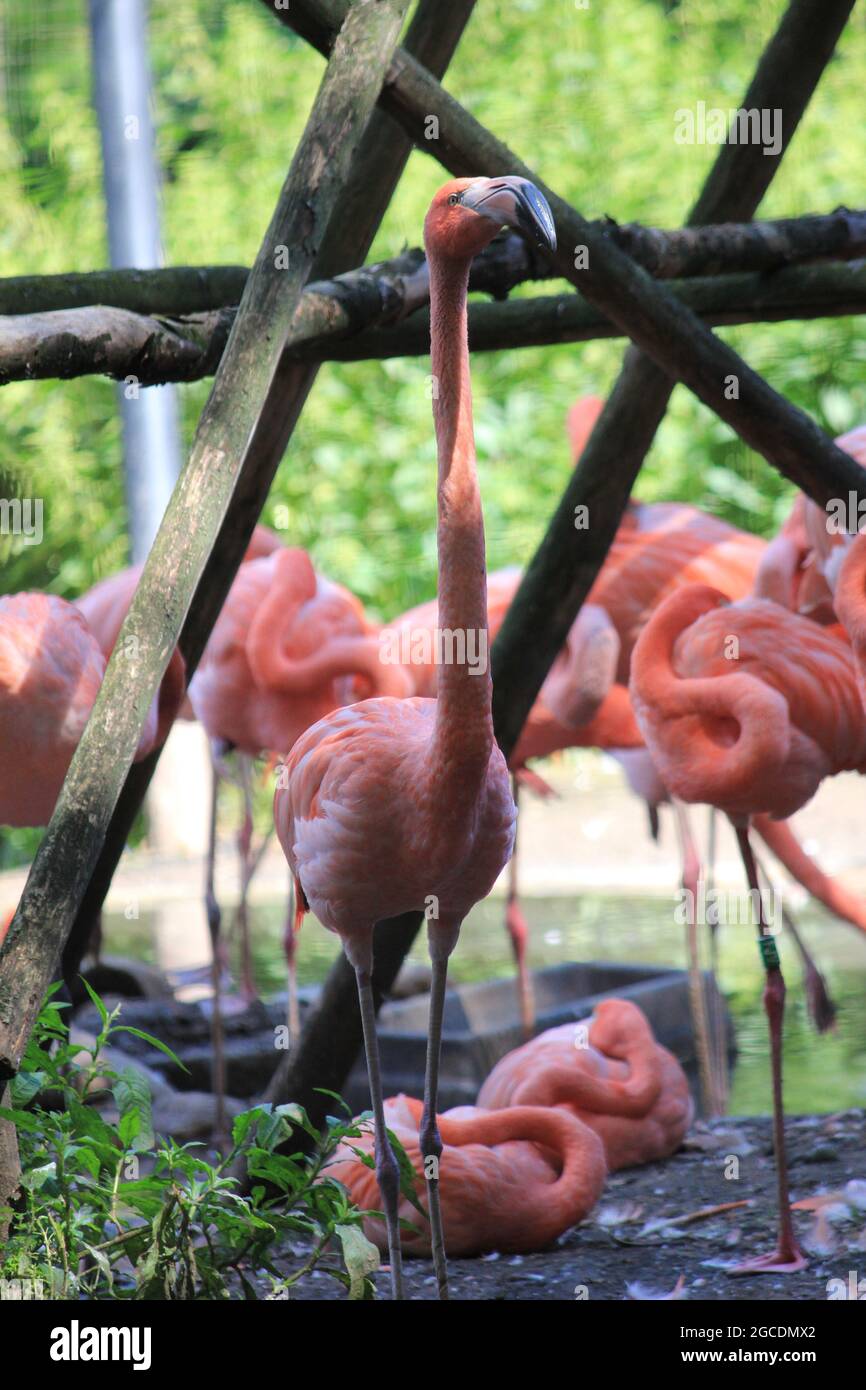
[1,0,865,1145]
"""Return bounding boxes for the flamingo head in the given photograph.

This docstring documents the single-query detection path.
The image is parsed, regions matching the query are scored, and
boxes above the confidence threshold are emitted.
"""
[425,176,557,260]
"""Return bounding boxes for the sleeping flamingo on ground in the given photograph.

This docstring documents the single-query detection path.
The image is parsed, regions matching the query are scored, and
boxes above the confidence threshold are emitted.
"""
[274,176,556,1299]
[629,583,866,1273]
[477,998,693,1170]
[326,1091,605,1259]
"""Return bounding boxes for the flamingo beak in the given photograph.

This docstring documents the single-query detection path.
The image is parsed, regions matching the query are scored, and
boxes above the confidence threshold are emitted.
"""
[462,176,557,252]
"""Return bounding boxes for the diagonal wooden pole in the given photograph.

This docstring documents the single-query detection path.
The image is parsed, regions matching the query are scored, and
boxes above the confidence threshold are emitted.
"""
[54,0,478,998]
[0,0,413,1080]
[488,0,860,747]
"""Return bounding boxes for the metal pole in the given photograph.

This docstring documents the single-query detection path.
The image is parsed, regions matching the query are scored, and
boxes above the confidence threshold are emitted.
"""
[89,0,181,563]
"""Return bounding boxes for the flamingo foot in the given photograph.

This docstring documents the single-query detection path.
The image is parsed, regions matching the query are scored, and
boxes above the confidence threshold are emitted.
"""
[728,1246,808,1276]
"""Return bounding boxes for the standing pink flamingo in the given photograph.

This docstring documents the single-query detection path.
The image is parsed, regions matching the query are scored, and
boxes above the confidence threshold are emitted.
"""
[274,176,555,1299]
[188,544,408,1134]
[76,523,281,720]
[629,583,866,1273]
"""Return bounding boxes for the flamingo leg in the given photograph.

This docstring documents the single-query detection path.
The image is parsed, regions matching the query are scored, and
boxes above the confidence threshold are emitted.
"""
[672,798,718,1116]
[754,853,836,1035]
[230,754,259,1003]
[419,930,454,1301]
[355,964,404,1301]
[505,776,535,1040]
[731,823,806,1275]
[284,867,301,1049]
[705,807,729,1114]
[205,742,228,1144]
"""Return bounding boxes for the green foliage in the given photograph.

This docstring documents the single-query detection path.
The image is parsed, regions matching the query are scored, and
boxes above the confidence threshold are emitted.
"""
[2,0,865,615]
[0,988,394,1300]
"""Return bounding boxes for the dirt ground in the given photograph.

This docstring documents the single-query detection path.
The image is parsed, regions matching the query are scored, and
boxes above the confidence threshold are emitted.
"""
[288,1111,866,1301]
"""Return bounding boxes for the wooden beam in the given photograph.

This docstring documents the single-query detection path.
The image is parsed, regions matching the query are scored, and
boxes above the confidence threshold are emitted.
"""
[4,257,865,384]
[3,204,863,318]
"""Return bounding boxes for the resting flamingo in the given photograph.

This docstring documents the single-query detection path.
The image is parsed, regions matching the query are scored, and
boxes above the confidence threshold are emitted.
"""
[629,583,866,1273]
[477,998,693,1171]
[0,592,182,828]
[753,424,866,625]
[274,176,555,1299]
[76,521,279,974]
[326,1092,605,1259]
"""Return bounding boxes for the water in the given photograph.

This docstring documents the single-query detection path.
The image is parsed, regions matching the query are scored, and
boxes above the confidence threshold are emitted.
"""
[102,892,866,1116]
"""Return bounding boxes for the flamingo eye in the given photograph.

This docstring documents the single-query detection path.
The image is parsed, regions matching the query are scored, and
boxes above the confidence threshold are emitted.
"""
[448,193,460,206]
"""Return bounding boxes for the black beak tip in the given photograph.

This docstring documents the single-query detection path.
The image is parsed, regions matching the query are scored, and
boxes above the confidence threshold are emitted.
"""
[518,184,557,252]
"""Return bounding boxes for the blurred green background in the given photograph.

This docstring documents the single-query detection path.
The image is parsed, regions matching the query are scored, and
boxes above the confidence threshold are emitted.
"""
[2,0,865,612]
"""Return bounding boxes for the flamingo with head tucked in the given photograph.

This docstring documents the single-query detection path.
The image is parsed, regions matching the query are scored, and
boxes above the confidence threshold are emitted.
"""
[0,592,183,830]
[326,1092,605,1260]
[753,424,866,626]
[629,582,866,1273]
[274,176,556,1300]
[477,998,693,1171]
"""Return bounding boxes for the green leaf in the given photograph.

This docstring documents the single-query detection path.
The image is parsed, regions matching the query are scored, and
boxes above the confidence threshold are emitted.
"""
[0,1106,42,1132]
[71,1147,101,1181]
[388,1128,428,1220]
[231,1107,265,1149]
[66,1098,120,1155]
[11,1070,45,1108]
[313,1088,353,1117]
[83,1244,115,1294]
[109,1027,189,1073]
[79,976,110,1029]
[335,1223,380,1300]
[113,1067,155,1153]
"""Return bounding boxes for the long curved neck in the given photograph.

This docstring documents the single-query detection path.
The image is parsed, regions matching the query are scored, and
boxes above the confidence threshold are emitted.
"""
[427,247,492,776]
[249,632,407,699]
[630,588,790,807]
[438,1106,606,1241]
[511,1049,661,1117]
[835,531,866,670]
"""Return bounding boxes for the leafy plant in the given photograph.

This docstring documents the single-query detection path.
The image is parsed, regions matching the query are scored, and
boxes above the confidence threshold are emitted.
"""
[0,985,394,1300]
